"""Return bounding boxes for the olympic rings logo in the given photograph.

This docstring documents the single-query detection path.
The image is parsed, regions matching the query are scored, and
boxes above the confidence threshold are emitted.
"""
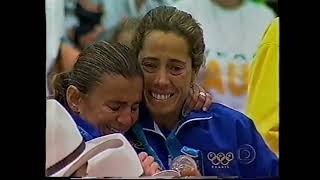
[207,152,234,166]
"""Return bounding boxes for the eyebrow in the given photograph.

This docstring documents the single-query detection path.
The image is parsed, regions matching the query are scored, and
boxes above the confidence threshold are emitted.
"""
[141,57,159,62]
[142,57,186,65]
[168,59,186,65]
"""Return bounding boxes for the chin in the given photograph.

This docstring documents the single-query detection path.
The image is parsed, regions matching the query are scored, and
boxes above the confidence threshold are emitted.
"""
[146,99,177,116]
[151,106,174,116]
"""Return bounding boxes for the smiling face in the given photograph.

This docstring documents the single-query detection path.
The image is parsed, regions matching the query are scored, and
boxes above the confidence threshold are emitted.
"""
[138,30,196,120]
[75,74,143,134]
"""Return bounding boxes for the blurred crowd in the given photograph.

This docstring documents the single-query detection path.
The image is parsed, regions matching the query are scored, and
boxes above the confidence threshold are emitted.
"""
[47,0,277,110]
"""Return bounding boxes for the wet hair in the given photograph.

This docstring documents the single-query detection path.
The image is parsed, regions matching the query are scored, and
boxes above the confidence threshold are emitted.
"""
[132,6,205,71]
[53,41,143,102]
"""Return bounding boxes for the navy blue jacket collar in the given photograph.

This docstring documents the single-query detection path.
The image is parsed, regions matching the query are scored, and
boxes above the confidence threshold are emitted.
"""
[60,100,102,141]
[138,103,213,132]
[70,112,102,141]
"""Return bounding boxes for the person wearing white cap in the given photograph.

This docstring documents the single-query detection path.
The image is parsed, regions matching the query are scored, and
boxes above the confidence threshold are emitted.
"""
[46,98,144,177]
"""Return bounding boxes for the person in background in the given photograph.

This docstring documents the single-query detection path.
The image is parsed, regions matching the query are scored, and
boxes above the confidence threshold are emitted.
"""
[46,0,65,96]
[111,17,141,48]
[47,42,80,95]
[175,0,276,113]
[46,0,80,95]
[246,17,279,156]
[72,0,106,50]
[92,0,176,41]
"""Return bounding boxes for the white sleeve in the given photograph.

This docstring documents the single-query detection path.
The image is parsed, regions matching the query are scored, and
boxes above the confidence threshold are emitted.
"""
[258,4,277,28]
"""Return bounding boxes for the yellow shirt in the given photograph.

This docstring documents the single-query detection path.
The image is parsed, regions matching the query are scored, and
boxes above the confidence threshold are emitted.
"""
[246,17,279,156]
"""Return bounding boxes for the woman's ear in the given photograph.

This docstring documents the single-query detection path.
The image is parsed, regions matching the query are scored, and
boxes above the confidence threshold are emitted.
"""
[66,85,82,113]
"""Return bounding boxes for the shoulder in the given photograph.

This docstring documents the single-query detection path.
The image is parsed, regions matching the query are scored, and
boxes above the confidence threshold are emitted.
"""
[245,1,275,20]
[188,103,255,129]
[216,104,256,128]
[174,0,195,8]
[174,0,211,14]
[260,17,279,46]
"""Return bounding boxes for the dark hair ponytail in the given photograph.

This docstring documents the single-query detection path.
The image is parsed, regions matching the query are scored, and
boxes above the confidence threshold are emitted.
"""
[52,72,71,102]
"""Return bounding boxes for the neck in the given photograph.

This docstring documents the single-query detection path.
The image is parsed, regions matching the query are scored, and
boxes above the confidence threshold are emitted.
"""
[152,111,181,130]
[212,0,244,10]
[73,110,100,130]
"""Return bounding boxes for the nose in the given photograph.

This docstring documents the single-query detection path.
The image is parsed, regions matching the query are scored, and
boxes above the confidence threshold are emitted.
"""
[155,67,170,88]
[117,107,134,127]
